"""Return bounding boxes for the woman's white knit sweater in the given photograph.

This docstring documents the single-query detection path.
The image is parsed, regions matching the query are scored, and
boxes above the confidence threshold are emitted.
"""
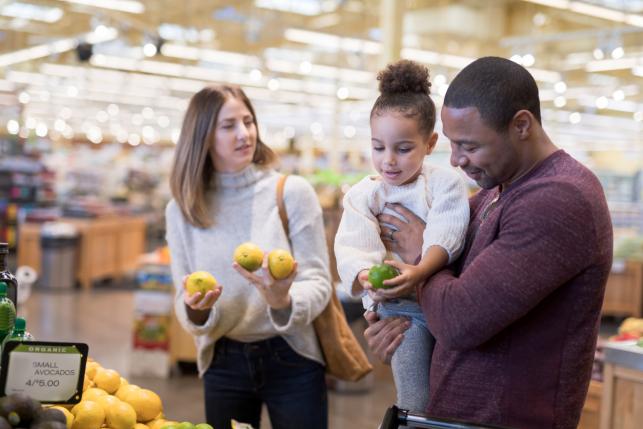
[165,164,332,376]
[334,161,469,304]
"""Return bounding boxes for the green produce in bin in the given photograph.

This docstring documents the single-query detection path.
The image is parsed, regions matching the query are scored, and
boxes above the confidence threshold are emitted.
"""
[0,282,16,344]
[368,264,400,289]
[638,337,643,348]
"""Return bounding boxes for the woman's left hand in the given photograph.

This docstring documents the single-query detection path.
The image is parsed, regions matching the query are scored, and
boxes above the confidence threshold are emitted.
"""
[233,255,298,310]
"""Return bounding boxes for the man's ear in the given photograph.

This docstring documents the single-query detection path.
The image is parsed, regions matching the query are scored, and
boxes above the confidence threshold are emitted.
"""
[512,110,533,140]
[426,132,439,155]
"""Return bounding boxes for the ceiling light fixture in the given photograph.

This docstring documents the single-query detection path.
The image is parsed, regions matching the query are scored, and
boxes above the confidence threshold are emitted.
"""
[585,57,638,72]
[57,0,144,14]
[1,2,63,23]
[0,27,117,67]
[160,43,261,68]
[521,0,643,29]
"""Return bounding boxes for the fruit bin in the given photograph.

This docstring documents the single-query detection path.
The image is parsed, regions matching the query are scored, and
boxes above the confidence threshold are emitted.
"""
[0,360,213,429]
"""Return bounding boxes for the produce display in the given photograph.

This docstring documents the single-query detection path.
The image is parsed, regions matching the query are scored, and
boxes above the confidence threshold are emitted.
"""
[0,359,214,429]
[609,317,643,348]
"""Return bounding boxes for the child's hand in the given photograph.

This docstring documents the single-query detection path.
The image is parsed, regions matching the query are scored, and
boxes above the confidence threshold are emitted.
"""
[370,260,424,301]
[357,269,372,290]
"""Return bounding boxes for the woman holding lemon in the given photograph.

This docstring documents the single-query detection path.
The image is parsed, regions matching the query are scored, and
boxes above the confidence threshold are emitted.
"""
[165,85,332,429]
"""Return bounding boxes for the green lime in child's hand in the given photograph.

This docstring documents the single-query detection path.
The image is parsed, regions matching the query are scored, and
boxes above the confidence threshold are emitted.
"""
[368,263,400,289]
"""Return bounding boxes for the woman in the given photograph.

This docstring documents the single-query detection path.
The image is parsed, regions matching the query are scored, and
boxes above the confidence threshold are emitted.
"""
[165,85,331,429]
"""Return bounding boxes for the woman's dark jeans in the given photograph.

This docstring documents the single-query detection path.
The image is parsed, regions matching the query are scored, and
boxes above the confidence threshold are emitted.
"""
[203,336,328,429]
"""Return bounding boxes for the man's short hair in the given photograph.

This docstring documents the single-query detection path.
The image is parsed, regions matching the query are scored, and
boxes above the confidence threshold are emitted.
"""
[444,56,541,132]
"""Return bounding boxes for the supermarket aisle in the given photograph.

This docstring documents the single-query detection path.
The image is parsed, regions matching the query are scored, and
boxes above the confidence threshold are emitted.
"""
[20,288,396,429]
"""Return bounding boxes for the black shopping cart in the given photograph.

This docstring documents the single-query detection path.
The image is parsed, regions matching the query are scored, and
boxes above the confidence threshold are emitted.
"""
[380,406,512,429]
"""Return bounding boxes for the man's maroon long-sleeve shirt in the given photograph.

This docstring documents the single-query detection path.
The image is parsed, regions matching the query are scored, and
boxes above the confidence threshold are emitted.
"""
[420,150,613,428]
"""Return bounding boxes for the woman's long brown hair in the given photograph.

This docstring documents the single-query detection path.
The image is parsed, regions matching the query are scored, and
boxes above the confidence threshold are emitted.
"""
[169,85,276,228]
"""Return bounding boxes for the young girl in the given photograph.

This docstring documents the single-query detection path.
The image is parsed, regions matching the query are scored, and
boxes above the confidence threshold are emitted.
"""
[334,60,469,413]
[166,85,332,429]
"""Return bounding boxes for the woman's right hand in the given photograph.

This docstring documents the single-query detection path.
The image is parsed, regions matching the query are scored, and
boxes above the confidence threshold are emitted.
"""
[182,275,223,311]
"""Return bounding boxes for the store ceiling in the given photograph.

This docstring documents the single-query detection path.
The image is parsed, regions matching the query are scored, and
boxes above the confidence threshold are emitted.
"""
[0,0,641,153]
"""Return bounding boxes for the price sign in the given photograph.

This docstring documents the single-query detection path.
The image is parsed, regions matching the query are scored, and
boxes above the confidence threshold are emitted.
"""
[0,341,88,404]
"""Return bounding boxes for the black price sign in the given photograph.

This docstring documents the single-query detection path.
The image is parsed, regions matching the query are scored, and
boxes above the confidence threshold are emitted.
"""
[0,341,88,404]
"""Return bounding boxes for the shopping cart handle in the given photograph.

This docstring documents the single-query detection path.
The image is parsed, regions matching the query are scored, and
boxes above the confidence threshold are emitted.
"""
[380,405,513,429]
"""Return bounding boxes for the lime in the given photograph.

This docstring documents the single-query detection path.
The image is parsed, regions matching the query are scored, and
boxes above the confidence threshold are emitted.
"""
[368,264,399,289]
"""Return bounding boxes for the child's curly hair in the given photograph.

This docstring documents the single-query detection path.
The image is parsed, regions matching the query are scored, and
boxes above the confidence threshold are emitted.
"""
[371,59,436,136]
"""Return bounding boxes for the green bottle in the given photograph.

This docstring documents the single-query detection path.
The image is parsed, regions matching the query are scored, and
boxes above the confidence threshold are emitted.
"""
[2,317,34,351]
[0,282,16,344]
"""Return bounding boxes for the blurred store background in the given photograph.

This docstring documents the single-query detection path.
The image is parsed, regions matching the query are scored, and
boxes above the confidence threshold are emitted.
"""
[0,1,642,428]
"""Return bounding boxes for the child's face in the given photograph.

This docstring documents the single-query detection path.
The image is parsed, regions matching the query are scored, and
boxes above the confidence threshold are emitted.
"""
[370,111,436,186]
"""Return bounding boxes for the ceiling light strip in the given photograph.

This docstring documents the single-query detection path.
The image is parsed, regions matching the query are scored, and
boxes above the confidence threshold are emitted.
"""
[0,27,118,67]
[57,0,144,14]
[521,0,643,28]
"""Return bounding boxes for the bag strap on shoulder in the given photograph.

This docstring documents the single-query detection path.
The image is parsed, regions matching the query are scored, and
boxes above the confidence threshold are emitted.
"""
[276,174,290,239]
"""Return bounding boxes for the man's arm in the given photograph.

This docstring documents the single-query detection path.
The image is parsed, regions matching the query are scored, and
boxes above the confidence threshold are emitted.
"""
[420,182,594,350]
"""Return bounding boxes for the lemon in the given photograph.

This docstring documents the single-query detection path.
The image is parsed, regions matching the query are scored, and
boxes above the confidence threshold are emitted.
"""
[233,242,264,272]
[148,419,178,429]
[134,424,149,429]
[85,362,101,381]
[147,420,167,429]
[82,375,93,392]
[121,388,163,423]
[94,368,121,394]
[50,406,74,429]
[120,377,129,387]
[71,401,105,429]
[82,387,108,402]
[95,395,121,414]
[105,400,137,429]
[115,384,140,401]
[268,249,295,279]
[185,271,217,297]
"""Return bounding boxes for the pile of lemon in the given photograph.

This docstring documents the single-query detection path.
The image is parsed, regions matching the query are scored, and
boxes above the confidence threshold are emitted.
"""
[49,359,169,429]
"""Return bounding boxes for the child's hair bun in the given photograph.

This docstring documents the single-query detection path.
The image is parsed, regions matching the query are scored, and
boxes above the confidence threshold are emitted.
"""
[378,59,431,96]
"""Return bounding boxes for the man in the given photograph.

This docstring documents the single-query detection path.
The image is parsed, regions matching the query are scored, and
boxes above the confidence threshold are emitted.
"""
[368,56,613,428]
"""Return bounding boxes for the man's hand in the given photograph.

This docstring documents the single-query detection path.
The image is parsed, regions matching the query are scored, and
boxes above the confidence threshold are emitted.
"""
[378,203,426,264]
[363,311,410,364]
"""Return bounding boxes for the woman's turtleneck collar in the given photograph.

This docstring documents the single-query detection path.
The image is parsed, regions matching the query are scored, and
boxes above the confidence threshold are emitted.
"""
[214,163,269,190]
